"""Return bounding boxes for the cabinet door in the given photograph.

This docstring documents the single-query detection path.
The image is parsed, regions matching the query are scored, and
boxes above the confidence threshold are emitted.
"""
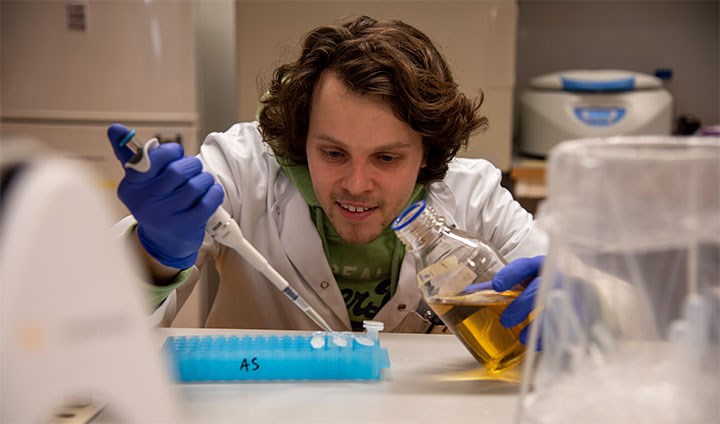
[1,0,198,121]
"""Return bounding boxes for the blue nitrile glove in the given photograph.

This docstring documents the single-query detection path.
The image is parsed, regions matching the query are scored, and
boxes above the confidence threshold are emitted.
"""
[493,255,545,346]
[107,123,224,269]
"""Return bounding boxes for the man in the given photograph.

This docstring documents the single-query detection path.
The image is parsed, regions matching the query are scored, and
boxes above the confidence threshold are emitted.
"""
[109,16,546,334]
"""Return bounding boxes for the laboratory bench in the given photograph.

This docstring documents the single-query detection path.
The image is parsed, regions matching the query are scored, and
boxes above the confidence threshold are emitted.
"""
[152,328,522,423]
[505,156,547,216]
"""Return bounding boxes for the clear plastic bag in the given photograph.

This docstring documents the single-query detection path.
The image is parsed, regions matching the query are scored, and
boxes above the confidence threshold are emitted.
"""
[519,136,720,423]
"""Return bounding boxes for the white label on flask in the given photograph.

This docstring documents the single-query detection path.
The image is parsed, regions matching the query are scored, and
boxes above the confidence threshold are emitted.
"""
[437,264,477,297]
[417,256,459,286]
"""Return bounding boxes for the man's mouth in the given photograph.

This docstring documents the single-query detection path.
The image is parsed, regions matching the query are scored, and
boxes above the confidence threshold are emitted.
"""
[339,203,376,213]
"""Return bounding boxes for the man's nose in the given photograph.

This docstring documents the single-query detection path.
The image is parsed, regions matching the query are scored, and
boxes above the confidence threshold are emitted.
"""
[341,160,373,194]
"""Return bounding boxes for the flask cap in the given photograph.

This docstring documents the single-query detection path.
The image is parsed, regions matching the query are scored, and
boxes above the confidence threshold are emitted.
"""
[391,200,427,231]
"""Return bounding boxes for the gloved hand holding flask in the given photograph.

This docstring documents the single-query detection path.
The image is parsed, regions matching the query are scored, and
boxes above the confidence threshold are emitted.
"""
[462,256,544,346]
[107,124,225,270]
[492,256,544,346]
[393,200,538,374]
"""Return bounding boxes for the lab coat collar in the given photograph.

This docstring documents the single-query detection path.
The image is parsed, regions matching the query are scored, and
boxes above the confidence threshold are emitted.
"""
[274,181,352,330]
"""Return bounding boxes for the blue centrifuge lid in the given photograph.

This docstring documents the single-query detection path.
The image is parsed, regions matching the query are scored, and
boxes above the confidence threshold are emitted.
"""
[529,70,662,92]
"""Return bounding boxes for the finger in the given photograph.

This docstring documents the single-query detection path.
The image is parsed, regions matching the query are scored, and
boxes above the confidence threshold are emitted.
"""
[162,172,217,212]
[120,154,200,199]
[500,277,539,328]
[185,183,225,223]
[151,156,204,194]
[107,123,135,164]
[493,255,544,292]
[117,156,203,206]
[461,280,493,293]
[123,143,186,181]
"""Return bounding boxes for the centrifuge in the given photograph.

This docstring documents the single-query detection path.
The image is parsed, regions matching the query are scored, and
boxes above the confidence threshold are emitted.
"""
[519,69,673,157]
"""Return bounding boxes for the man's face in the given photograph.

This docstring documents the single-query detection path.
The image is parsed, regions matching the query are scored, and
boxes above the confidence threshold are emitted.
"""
[306,72,425,244]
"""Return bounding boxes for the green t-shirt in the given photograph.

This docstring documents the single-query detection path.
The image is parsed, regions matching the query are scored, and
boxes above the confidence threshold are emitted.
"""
[281,162,423,330]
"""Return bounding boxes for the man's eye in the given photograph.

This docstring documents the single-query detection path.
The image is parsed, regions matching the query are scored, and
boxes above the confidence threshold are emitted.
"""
[325,150,344,159]
[378,154,397,163]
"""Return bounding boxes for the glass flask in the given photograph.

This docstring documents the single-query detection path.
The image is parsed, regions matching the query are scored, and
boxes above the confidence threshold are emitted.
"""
[392,200,526,374]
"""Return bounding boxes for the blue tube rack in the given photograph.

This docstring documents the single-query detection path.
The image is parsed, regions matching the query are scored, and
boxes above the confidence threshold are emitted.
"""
[163,330,390,382]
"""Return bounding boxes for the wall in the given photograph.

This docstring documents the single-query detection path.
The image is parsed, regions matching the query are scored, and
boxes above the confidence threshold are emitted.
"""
[172,0,238,328]
[196,0,238,136]
[235,1,519,171]
[514,0,720,143]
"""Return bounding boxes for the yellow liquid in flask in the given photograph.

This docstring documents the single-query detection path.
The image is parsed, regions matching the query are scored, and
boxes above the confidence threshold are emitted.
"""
[429,290,526,374]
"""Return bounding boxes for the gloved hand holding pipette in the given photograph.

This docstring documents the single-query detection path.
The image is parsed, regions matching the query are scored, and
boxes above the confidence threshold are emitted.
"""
[107,124,334,333]
[107,124,224,270]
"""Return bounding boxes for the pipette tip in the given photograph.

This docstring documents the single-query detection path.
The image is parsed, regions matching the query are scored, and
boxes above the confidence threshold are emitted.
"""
[306,307,335,333]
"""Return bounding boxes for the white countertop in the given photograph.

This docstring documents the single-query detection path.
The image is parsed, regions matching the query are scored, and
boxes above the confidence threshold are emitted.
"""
[157,328,524,423]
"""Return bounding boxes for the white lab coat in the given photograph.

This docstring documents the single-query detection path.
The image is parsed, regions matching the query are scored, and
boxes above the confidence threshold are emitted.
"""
[142,122,547,332]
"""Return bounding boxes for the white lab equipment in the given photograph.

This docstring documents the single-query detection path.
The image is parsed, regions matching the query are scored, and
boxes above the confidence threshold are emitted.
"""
[0,139,180,423]
[519,70,673,157]
[518,136,720,423]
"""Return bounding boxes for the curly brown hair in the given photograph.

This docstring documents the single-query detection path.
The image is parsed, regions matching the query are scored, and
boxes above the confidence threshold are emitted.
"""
[258,15,488,184]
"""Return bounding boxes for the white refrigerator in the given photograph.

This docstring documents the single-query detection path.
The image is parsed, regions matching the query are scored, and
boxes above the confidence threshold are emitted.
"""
[1,0,199,219]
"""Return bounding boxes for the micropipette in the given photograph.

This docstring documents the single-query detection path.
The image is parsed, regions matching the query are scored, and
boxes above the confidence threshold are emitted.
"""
[117,129,335,333]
